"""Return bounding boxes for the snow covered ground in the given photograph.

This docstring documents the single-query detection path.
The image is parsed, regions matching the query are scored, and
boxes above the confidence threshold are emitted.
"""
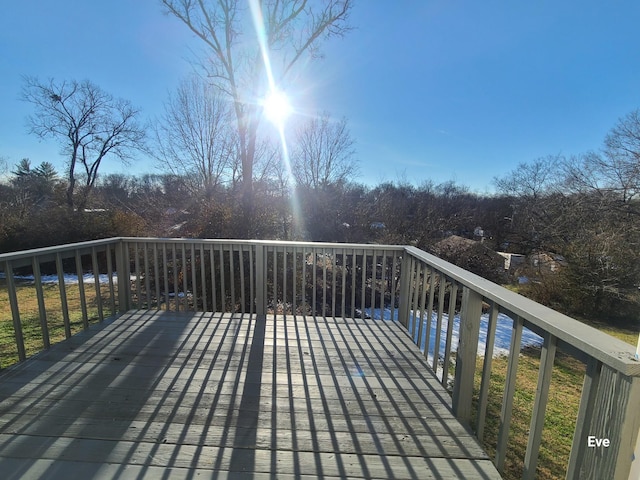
[0,272,120,284]
[366,307,543,360]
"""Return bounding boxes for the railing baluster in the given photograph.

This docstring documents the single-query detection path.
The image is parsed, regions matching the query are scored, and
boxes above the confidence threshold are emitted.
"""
[442,281,458,387]
[255,244,265,316]
[199,244,207,311]
[379,252,387,320]
[350,248,356,319]
[181,243,188,311]
[32,256,50,349]
[433,275,447,372]
[311,249,317,316]
[302,248,307,314]
[144,242,151,308]
[172,243,178,311]
[476,301,499,440]
[332,249,338,317]
[55,252,71,338]
[5,261,26,362]
[283,247,288,315]
[134,243,141,309]
[106,243,116,315]
[340,250,346,318]
[360,250,367,320]
[191,244,197,311]
[424,268,436,356]
[416,264,427,351]
[209,244,217,312]
[495,315,524,471]
[75,251,88,329]
[322,247,327,318]
[219,246,225,312]
[523,331,557,480]
[390,252,398,322]
[292,247,298,314]
[248,245,254,315]
[115,241,127,313]
[162,243,169,311]
[154,243,161,310]
[398,252,412,328]
[229,244,236,313]
[273,247,278,317]
[91,247,104,322]
[410,261,421,340]
[239,245,246,314]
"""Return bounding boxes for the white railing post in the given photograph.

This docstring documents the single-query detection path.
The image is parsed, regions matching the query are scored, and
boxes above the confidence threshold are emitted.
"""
[578,367,640,479]
[398,252,413,328]
[115,239,130,313]
[5,260,26,362]
[630,337,640,480]
[452,286,483,423]
[255,243,266,317]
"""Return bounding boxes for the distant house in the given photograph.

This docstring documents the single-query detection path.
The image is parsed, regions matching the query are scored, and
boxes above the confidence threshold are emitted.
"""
[530,252,568,274]
[497,252,526,271]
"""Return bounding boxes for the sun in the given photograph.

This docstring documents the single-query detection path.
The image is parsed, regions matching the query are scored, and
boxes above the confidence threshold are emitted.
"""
[263,89,292,126]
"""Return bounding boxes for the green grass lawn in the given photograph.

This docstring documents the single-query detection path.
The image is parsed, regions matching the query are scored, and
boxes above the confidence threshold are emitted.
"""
[0,282,115,368]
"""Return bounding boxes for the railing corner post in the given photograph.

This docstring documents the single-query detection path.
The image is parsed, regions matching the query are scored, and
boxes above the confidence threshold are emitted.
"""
[452,286,483,423]
[581,368,640,480]
[115,239,130,313]
[255,243,266,317]
[5,260,26,362]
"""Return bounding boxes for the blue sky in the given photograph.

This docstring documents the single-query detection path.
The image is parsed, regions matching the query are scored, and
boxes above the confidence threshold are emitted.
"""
[1,1,639,192]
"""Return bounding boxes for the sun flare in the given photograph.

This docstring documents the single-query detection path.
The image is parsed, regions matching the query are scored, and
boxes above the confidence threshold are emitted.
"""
[263,89,292,126]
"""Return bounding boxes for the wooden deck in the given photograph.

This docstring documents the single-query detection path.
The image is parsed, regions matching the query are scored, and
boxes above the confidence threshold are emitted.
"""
[0,310,501,479]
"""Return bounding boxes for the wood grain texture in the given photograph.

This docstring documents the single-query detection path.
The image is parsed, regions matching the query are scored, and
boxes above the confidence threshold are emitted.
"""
[0,310,501,479]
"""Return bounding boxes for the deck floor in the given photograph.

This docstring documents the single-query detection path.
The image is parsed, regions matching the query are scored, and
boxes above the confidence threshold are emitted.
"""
[0,310,501,479]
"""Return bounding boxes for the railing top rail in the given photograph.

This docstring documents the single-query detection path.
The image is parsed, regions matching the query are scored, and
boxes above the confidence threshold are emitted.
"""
[0,237,121,266]
[405,246,640,376]
[119,237,405,251]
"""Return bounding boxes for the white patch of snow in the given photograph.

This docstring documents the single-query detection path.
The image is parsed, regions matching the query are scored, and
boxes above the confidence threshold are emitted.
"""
[366,307,543,358]
[0,272,135,285]
[366,306,543,381]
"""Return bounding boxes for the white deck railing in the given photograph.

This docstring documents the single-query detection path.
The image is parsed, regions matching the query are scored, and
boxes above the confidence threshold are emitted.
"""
[1,237,638,479]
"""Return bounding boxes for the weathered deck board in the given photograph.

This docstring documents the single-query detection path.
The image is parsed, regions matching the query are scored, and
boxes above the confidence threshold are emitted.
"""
[0,311,501,479]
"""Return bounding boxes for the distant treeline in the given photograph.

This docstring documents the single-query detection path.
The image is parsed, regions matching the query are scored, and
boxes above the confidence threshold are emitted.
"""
[1,145,639,327]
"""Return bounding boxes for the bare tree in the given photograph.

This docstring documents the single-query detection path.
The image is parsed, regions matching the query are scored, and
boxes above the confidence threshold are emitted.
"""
[493,155,567,251]
[22,77,146,210]
[161,0,353,233]
[564,109,640,212]
[155,75,236,199]
[292,113,356,189]
[493,155,562,200]
[603,108,640,203]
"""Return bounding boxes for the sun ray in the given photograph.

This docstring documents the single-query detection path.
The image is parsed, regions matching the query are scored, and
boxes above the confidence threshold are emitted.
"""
[249,0,304,239]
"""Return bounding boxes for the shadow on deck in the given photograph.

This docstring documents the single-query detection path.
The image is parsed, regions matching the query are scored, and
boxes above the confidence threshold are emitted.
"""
[0,310,501,479]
